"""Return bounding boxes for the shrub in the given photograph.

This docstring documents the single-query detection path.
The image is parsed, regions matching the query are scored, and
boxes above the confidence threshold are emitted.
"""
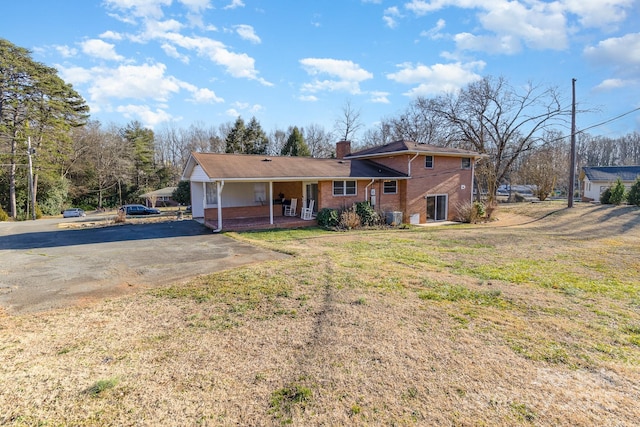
[0,206,9,221]
[609,178,627,205]
[339,206,361,230]
[114,210,126,223]
[316,208,339,227]
[354,201,380,226]
[456,201,486,223]
[600,187,612,204]
[627,177,640,206]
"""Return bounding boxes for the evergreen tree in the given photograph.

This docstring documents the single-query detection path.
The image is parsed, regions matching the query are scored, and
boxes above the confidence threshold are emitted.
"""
[225,117,246,153]
[121,121,155,192]
[0,38,88,218]
[609,178,627,205]
[281,126,311,156]
[245,116,268,155]
[627,177,640,206]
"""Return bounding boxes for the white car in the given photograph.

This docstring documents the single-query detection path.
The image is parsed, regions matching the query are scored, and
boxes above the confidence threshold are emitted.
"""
[62,208,86,218]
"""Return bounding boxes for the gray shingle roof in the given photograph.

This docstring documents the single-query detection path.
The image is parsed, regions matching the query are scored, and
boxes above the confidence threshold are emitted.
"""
[582,166,640,182]
[189,152,407,181]
[347,139,485,159]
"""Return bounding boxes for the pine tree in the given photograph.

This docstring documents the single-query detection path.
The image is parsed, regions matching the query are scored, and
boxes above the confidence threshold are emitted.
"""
[281,126,311,156]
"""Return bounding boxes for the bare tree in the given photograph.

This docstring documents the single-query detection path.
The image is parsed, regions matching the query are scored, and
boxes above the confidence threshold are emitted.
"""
[430,76,572,203]
[302,124,335,158]
[334,99,364,142]
[514,130,568,199]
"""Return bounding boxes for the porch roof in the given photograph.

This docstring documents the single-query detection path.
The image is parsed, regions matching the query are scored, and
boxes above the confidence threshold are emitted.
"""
[183,152,408,182]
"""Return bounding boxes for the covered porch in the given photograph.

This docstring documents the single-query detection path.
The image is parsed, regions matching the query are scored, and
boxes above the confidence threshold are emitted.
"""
[204,214,317,232]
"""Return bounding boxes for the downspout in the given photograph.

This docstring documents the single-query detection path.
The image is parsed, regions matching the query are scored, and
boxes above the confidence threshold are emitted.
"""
[471,159,476,203]
[213,180,225,233]
[407,152,420,177]
[365,179,375,203]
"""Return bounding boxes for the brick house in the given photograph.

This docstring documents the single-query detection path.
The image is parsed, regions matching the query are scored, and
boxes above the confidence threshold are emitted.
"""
[181,140,484,231]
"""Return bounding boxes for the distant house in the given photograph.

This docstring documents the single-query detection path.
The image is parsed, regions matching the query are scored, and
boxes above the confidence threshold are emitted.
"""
[181,140,485,231]
[580,166,640,202]
[139,186,177,207]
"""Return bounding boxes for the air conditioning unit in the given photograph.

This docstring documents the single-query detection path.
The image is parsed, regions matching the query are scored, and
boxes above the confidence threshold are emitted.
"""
[386,211,403,226]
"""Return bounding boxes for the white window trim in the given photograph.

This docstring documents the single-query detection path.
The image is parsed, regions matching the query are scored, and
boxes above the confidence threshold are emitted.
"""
[383,180,398,194]
[425,155,434,169]
[333,180,357,196]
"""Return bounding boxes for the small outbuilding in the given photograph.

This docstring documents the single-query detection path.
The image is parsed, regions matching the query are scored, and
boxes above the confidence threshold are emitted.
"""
[580,166,640,202]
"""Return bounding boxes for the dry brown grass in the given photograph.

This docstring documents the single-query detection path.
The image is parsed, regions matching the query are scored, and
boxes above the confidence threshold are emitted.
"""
[1,201,639,426]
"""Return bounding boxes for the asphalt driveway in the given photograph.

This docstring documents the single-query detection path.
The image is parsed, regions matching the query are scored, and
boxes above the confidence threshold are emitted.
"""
[0,217,286,315]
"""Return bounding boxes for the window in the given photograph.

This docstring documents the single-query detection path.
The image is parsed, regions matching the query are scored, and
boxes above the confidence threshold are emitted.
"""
[461,157,471,169]
[425,155,434,168]
[333,180,357,196]
[254,183,266,203]
[205,182,218,204]
[383,180,397,194]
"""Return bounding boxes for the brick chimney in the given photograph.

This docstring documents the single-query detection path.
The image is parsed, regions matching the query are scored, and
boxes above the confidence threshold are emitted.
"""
[336,140,351,159]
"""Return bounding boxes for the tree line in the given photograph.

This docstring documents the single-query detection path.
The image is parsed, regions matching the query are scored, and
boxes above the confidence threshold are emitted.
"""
[2,38,640,219]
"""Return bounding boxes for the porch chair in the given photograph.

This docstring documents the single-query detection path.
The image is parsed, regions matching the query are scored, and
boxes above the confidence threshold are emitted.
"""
[301,200,314,220]
[284,198,297,216]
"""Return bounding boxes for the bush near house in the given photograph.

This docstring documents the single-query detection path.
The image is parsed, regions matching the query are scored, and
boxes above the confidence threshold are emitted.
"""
[601,178,627,205]
[456,201,486,223]
[627,178,640,206]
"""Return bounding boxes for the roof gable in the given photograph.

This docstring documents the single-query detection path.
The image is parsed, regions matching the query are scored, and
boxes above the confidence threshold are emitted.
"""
[582,166,640,182]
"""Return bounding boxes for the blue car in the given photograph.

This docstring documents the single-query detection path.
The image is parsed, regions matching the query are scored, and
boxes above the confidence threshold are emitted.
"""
[119,204,161,215]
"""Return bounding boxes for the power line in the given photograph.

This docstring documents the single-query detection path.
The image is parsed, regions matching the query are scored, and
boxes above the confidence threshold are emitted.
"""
[577,106,640,134]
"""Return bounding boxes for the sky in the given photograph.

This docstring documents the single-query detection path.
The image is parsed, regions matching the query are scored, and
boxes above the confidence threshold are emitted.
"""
[2,0,640,141]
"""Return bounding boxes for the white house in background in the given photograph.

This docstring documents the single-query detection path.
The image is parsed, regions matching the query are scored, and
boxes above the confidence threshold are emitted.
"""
[580,166,640,202]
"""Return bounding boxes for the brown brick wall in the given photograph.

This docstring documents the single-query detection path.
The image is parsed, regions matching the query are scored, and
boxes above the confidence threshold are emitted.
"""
[366,154,473,221]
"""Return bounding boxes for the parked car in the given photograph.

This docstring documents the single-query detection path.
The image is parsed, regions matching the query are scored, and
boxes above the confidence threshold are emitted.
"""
[119,204,161,215]
[62,208,86,218]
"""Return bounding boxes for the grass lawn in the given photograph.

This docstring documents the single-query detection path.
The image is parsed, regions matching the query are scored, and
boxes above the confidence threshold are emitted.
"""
[1,201,639,425]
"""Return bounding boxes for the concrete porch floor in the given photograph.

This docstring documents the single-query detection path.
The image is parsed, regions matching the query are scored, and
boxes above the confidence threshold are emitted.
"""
[203,215,318,232]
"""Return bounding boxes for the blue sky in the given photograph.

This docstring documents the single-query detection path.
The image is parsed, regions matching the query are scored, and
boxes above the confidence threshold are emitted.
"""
[2,0,639,140]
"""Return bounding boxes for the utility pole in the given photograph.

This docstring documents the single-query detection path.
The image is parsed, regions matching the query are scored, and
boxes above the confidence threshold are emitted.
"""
[568,78,577,208]
[27,137,36,220]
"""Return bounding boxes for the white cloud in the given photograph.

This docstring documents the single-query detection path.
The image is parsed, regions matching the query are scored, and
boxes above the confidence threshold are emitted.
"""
[386,61,485,96]
[57,65,94,85]
[54,45,77,58]
[85,63,182,103]
[223,0,244,10]
[593,78,635,91]
[562,0,634,29]
[235,25,261,44]
[584,33,640,68]
[384,7,401,29]
[369,91,390,103]
[178,0,211,12]
[99,31,123,41]
[161,43,190,63]
[116,104,175,128]
[81,39,125,61]
[225,108,241,117]
[300,58,374,96]
[151,33,271,85]
[299,95,319,102]
[104,0,171,19]
[420,19,446,40]
[187,88,224,103]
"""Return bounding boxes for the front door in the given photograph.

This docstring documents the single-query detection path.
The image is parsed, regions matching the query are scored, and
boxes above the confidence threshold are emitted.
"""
[426,195,447,221]
[305,183,318,213]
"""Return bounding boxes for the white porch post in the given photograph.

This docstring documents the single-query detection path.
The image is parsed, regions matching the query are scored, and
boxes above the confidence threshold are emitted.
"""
[202,182,207,213]
[216,181,224,229]
[269,181,274,225]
